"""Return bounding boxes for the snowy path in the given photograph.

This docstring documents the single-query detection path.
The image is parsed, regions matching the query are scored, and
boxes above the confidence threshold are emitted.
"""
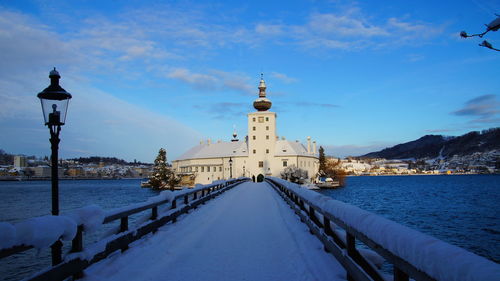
[83,182,346,281]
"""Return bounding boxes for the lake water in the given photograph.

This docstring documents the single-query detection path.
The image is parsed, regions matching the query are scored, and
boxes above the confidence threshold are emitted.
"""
[318,175,500,264]
[0,175,498,280]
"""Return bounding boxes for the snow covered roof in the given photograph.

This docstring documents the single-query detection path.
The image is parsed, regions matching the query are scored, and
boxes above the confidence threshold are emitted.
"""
[176,141,248,160]
[274,140,317,157]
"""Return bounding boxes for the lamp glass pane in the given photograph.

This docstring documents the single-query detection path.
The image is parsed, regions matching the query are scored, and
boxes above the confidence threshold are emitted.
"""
[39,98,70,125]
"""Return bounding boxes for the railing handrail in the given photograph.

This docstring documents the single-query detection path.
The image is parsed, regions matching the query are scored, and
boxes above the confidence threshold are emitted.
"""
[265,177,500,281]
[102,180,232,224]
[0,177,249,281]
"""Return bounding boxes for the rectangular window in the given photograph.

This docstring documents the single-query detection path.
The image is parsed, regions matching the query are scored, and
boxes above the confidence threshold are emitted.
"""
[283,161,287,167]
[219,166,222,172]
[253,117,256,122]
[266,135,269,140]
[266,149,269,154]
[266,126,269,130]
[259,161,264,167]
[266,117,269,121]
[253,126,256,131]
[201,167,204,172]
[195,167,198,172]
[253,149,256,154]
[253,135,256,140]
[207,166,210,172]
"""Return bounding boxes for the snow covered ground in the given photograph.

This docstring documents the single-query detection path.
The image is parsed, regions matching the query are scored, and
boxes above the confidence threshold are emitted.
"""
[82,182,346,281]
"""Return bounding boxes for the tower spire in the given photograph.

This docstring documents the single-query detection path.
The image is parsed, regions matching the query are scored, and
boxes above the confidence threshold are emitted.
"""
[253,74,272,111]
[258,73,267,98]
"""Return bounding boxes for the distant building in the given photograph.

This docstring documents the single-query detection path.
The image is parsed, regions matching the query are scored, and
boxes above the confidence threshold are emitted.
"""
[172,76,319,185]
[14,155,27,167]
[33,166,51,177]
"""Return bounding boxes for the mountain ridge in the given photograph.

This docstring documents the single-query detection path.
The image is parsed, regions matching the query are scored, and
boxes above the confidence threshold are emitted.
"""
[361,128,500,159]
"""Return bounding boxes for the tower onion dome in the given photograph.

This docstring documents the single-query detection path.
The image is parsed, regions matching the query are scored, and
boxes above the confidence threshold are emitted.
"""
[253,74,272,111]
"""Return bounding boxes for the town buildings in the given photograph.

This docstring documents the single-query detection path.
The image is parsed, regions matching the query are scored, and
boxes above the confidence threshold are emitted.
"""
[172,76,319,185]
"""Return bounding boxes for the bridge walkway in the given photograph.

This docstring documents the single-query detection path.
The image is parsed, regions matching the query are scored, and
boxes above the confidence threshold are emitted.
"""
[82,181,346,281]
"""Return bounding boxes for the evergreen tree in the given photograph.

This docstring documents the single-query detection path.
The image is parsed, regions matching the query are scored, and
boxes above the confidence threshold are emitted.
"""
[148,148,181,190]
[318,146,326,175]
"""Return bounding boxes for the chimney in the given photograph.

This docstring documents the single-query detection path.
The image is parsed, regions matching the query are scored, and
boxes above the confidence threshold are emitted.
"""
[307,136,311,154]
[313,141,317,155]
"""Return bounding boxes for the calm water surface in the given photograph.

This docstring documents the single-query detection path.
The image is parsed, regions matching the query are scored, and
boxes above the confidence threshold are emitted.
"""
[0,175,498,280]
[319,175,500,264]
[0,179,159,281]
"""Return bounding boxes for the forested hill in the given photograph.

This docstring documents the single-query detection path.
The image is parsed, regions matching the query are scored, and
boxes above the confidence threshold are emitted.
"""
[361,128,500,159]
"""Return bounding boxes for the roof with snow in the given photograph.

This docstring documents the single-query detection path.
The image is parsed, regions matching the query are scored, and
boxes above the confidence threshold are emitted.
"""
[175,139,317,161]
[176,141,248,160]
[275,140,317,157]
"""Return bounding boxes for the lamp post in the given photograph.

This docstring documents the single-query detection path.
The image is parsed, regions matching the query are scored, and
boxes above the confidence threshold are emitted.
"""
[38,68,72,217]
[38,68,71,265]
[229,157,233,179]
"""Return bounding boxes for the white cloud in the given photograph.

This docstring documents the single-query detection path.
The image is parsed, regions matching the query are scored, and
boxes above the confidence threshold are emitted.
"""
[0,10,201,162]
[255,24,284,36]
[270,72,297,84]
[166,68,254,95]
[308,13,389,37]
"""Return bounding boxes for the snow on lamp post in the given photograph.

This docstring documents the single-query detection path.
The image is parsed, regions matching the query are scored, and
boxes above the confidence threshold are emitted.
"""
[37,68,72,266]
[229,157,233,179]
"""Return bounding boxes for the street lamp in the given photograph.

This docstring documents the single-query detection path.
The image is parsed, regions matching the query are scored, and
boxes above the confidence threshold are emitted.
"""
[37,68,72,216]
[229,157,233,179]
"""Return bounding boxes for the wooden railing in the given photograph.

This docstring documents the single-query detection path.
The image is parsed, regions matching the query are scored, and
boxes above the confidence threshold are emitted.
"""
[0,178,249,281]
[265,177,436,281]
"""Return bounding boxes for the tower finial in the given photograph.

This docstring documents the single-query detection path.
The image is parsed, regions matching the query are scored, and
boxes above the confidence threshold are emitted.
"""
[253,75,272,111]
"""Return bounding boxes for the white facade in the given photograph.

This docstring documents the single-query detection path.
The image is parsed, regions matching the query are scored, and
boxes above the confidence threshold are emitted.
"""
[172,76,319,185]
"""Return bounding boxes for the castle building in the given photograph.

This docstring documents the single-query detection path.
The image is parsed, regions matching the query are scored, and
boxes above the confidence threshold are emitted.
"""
[172,75,319,185]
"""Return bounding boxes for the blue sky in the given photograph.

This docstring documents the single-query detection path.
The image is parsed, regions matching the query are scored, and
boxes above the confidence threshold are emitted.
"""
[0,0,499,162]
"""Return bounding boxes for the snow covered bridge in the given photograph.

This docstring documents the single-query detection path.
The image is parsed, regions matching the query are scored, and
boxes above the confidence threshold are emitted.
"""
[1,178,499,281]
[82,181,345,281]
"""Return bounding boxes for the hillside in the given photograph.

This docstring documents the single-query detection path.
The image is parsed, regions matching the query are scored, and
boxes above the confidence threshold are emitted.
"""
[361,128,500,159]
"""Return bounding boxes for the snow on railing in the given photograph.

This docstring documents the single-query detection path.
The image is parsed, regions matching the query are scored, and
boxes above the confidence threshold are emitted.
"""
[0,177,249,280]
[266,177,500,281]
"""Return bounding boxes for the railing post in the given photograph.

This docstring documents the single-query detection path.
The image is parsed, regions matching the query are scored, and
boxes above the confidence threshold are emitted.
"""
[51,240,62,266]
[308,205,320,229]
[151,206,158,220]
[171,199,177,222]
[71,225,84,279]
[184,195,189,205]
[394,267,409,281]
[346,232,356,281]
[193,191,198,200]
[71,225,84,252]
[120,217,128,232]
